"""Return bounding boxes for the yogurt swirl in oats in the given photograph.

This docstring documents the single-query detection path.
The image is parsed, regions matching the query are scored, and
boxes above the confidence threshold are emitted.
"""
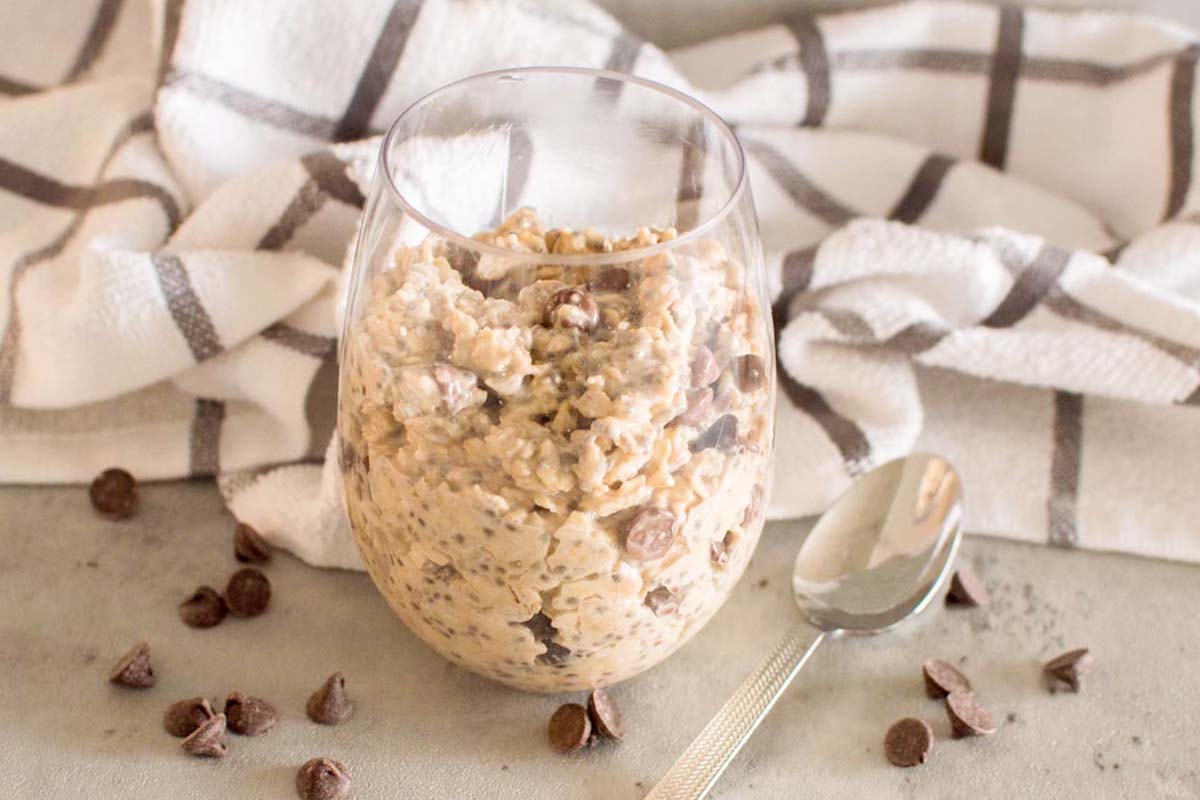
[339,209,773,691]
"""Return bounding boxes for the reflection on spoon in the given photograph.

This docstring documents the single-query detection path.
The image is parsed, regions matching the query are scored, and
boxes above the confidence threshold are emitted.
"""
[646,454,963,800]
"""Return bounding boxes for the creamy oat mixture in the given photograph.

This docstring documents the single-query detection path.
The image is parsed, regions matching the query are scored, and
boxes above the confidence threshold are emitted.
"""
[340,209,773,692]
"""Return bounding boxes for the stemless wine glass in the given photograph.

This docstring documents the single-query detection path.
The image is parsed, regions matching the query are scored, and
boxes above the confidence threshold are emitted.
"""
[338,67,775,693]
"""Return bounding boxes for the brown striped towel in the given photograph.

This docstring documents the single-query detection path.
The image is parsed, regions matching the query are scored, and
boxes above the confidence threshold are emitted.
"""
[2,0,1200,568]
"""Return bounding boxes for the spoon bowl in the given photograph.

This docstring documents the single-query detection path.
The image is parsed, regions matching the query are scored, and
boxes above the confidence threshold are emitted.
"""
[795,453,962,633]
[647,453,964,800]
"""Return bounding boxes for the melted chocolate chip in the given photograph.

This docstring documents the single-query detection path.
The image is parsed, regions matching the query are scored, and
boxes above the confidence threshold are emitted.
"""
[621,508,677,561]
[690,414,738,453]
[588,267,630,292]
[690,346,721,388]
[735,354,766,392]
[544,288,599,331]
[644,586,680,616]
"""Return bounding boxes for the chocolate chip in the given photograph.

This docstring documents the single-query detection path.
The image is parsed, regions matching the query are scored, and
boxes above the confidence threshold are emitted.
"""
[742,484,765,527]
[621,508,676,561]
[923,658,973,699]
[181,713,227,758]
[432,364,479,411]
[296,757,352,800]
[544,288,599,331]
[1043,648,1092,693]
[307,672,353,725]
[225,692,277,736]
[690,414,738,453]
[884,717,933,767]
[233,523,271,563]
[225,568,271,617]
[163,697,215,737]
[710,530,737,565]
[537,640,572,666]
[690,346,720,388]
[946,690,997,738]
[672,387,712,427]
[109,641,155,689]
[520,611,556,642]
[587,689,624,740]
[179,586,227,628]
[588,267,630,292]
[946,565,990,607]
[735,354,766,392]
[89,468,137,519]
[548,703,591,753]
[644,586,679,616]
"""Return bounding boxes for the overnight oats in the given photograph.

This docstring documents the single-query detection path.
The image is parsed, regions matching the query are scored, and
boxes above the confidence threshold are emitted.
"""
[340,209,774,691]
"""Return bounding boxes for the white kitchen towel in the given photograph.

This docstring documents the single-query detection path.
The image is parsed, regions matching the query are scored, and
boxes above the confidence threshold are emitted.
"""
[2,0,1200,569]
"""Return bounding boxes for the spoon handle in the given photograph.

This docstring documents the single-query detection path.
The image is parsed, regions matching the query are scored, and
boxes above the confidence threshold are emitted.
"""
[645,623,827,800]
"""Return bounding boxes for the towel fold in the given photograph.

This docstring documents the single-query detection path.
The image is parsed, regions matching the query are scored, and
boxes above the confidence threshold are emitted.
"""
[3,0,1200,567]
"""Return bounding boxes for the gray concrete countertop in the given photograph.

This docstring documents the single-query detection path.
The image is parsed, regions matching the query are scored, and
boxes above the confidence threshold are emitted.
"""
[3,481,1198,799]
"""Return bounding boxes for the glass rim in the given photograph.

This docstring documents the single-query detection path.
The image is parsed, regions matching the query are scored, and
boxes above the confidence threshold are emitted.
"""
[378,66,748,266]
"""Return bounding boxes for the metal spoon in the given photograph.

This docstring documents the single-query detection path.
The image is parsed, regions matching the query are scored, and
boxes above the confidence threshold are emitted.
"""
[645,453,963,800]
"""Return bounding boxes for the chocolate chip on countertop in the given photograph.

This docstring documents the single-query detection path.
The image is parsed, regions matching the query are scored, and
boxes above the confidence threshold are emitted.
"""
[587,689,624,741]
[884,717,934,767]
[1043,648,1093,693]
[307,672,354,725]
[180,713,228,758]
[621,508,677,562]
[179,586,228,629]
[923,658,973,699]
[690,345,721,388]
[225,692,278,736]
[89,468,137,519]
[234,523,272,563]
[690,414,739,453]
[548,703,592,753]
[945,690,997,738]
[544,288,599,331]
[296,757,352,800]
[225,568,271,617]
[735,354,766,392]
[588,267,630,292]
[946,565,990,607]
[163,697,215,737]
[109,641,155,689]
